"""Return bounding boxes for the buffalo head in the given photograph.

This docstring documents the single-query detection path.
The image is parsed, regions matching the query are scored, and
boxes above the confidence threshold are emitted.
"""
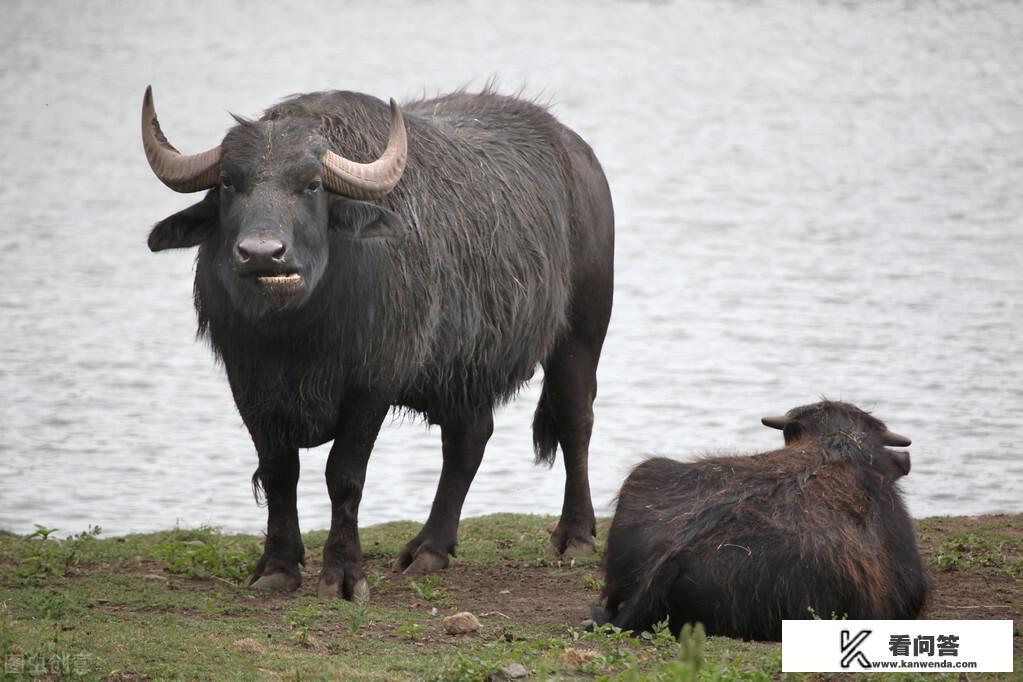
[142,86,408,315]
[761,400,912,476]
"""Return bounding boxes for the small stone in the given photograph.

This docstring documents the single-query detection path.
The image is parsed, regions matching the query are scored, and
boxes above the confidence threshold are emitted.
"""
[142,573,168,581]
[443,611,481,635]
[502,662,528,678]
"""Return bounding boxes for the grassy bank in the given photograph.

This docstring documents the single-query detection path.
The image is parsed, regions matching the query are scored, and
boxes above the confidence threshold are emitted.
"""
[1,514,1020,680]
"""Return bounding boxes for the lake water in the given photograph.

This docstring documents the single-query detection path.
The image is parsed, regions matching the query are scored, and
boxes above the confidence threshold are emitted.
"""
[2,0,1021,536]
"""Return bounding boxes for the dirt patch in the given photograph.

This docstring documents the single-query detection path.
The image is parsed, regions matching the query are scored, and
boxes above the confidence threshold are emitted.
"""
[366,560,597,627]
[923,569,1020,657]
[915,515,1023,659]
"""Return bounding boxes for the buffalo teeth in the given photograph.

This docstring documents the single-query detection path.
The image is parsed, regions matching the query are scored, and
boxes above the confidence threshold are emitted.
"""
[257,274,301,284]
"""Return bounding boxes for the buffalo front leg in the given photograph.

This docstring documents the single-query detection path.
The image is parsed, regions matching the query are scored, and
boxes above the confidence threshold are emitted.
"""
[318,402,389,601]
[247,446,304,591]
[392,411,494,575]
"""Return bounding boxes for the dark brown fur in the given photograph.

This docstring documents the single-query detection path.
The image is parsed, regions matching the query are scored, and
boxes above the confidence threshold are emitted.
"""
[599,401,929,641]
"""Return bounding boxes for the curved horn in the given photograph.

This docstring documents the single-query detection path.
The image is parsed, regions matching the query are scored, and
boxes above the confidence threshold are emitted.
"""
[321,98,407,200]
[142,86,222,193]
[881,430,912,447]
[761,415,791,430]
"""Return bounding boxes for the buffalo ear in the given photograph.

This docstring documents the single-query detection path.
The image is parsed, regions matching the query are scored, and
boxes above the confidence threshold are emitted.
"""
[148,191,219,251]
[782,420,803,444]
[891,450,911,477]
[329,199,407,240]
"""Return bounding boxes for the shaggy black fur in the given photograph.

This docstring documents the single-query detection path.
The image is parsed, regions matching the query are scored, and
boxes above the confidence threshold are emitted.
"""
[147,87,614,596]
[598,401,929,641]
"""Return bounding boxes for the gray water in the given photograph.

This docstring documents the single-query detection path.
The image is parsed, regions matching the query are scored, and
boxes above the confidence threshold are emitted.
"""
[2,1,1021,536]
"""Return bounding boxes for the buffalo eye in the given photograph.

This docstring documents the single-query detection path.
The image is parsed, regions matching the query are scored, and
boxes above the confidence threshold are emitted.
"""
[305,178,322,194]
[220,175,234,191]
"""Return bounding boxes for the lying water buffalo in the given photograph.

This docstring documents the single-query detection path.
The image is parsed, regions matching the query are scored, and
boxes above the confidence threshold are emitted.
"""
[599,401,928,640]
[141,85,614,600]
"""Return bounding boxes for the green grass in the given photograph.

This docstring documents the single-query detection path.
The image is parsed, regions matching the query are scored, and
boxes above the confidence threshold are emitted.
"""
[406,575,448,604]
[930,531,1023,577]
[0,515,1019,680]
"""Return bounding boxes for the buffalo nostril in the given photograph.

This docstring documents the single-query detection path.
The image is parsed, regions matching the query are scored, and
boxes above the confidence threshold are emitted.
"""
[236,237,287,265]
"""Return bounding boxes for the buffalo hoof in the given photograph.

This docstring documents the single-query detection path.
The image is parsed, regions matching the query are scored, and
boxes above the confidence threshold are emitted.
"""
[589,605,611,627]
[246,570,301,592]
[545,536,596,560]
[396,548,450,576]
[317,574,369,603]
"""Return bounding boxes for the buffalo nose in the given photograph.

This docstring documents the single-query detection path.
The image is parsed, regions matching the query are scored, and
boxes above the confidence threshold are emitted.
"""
[235,236,287,269]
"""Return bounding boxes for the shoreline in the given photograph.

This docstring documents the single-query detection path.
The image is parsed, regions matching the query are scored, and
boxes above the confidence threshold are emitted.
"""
[4,511,1022,541]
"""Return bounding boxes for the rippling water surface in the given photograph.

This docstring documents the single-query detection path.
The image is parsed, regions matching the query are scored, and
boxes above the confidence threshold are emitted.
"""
[2,1,1021,535]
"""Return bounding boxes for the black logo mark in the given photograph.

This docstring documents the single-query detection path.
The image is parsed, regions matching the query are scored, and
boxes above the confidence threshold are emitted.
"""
[840,629,872,669]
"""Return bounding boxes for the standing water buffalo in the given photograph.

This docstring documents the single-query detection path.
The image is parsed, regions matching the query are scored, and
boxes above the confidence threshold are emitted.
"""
[599,401,928,640]
[141,85,614,600]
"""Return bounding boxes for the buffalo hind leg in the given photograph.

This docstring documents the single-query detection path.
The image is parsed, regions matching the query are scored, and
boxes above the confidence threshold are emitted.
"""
[393,411,494,575]
[318,402,389,601]
[538,337,601,557]
[247,447,304,591]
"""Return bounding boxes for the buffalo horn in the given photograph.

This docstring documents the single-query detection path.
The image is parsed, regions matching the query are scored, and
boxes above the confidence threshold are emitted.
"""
[321,98,407,200]
[141,86,222,193]
[761,415,791,430]
[881,430,912,447]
